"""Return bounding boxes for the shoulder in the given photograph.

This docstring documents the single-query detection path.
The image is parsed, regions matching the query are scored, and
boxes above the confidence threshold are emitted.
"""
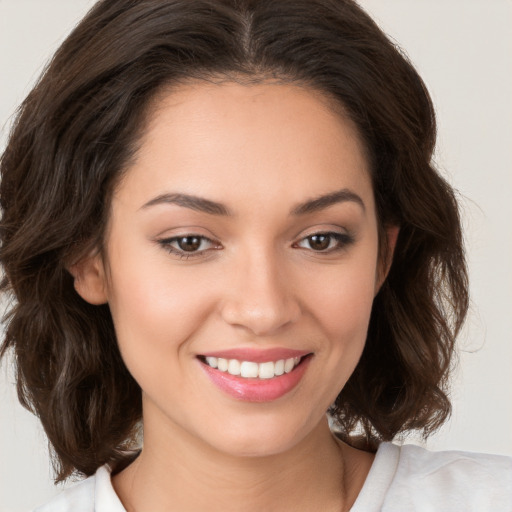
[385,443,512,511]
[32,474,96,512]
[32,465,125,512]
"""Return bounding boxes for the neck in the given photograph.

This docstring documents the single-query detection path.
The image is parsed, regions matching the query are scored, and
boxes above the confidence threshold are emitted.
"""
[113,412,372,512]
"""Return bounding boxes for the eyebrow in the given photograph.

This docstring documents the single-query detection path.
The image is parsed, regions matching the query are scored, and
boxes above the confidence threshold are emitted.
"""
[141,193,231,215]
[140,188,365,216]
[291,188,365,215]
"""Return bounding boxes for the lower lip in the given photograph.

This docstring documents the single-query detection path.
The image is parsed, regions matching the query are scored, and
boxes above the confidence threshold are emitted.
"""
[199,356,311,402]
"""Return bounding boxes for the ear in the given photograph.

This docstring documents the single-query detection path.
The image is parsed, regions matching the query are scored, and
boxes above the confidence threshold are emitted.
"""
[68,251,108,305]
[375,225,400,294]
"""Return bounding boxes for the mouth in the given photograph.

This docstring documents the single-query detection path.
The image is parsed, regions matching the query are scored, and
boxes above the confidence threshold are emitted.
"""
[198,354,308,380]
[197,352,313,402]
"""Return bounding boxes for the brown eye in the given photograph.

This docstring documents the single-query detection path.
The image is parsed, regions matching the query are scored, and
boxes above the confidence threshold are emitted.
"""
[177,236,202,252]
[158,234,219,259]
[295,232,355,253]
[308,234,331,251]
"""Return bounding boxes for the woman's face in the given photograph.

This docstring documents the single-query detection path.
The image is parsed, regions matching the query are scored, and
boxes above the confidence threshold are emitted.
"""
[78,80,388,457]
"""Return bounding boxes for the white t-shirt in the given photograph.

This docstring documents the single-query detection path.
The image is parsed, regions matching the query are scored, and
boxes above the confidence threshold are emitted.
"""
[33,442,512,511]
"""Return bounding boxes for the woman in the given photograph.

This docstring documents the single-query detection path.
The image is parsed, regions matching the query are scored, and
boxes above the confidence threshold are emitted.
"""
[1,0,510,510]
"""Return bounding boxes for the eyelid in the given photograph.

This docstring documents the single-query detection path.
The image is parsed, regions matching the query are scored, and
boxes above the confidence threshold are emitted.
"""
[293,229,356,253]
[156,227,355,260]
[157,233,221,260]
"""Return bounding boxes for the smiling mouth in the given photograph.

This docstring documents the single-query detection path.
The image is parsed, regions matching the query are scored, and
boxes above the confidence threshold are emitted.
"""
[198,354,311,380]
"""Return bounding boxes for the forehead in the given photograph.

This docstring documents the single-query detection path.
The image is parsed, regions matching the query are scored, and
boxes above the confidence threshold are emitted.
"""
[115,80,373,214]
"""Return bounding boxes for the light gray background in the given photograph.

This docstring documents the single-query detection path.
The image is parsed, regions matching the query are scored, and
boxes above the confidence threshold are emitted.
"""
[1,1,511,510]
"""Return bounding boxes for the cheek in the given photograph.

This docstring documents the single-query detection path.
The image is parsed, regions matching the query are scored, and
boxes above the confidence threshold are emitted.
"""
[299,250,378,393]
[313,283,374,373]
[105,244,214,370]
[306,260,377,341]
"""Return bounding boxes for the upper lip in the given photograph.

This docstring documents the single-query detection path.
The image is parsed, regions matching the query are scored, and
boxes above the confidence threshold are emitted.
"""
[199,347,311,363]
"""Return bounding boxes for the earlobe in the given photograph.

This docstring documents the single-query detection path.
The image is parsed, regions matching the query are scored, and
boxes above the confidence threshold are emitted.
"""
[375,225,400,294]
[68,251,108,305]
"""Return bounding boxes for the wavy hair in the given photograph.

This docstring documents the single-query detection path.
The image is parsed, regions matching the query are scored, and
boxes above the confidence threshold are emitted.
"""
[0,0,468,482]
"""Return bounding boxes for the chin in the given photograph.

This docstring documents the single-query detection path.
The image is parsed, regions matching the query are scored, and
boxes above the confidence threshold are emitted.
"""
[197,413,322,460]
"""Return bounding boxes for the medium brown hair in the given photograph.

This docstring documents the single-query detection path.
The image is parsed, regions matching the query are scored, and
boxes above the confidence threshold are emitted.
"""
[0,0,468,482]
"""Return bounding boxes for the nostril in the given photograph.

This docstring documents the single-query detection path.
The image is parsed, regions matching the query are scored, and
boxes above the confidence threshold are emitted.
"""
[219,298,301,337]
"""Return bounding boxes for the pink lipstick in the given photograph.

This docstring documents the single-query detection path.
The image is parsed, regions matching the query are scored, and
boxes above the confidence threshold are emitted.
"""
[198,349,312,402]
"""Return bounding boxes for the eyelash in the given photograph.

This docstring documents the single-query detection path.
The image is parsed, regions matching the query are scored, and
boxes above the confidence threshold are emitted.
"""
[293,232,355,253]
[158,235,220,260]
[157,231,355,260]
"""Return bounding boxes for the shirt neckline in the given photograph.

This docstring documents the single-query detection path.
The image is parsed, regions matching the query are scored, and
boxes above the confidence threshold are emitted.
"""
[349,442,401,512]
[93,442,401,512]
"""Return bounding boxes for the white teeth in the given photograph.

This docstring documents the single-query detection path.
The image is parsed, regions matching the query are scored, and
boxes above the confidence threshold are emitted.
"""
[284,358,295,373]
[258,361,275,379]
[204,355,303,379]
[274,359,285,376]
[240,361,259,378]
[227,359,241,376]
[205,356,218,369]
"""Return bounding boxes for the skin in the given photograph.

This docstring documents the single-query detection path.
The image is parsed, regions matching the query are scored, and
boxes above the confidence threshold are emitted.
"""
[73,80,398,512]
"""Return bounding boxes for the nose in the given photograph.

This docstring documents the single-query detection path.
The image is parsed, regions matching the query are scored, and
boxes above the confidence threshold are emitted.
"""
[219,247,301,337]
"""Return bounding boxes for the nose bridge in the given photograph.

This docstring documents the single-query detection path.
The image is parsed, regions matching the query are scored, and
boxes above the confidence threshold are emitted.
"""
[220,242,300,336]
